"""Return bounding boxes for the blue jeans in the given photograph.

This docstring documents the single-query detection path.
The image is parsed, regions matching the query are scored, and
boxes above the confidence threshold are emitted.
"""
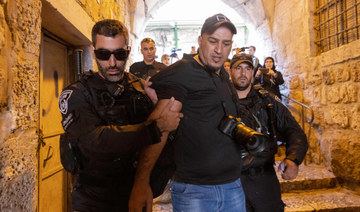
[170,178,246,212]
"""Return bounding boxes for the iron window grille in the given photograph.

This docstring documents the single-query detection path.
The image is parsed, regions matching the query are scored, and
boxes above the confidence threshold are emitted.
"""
[314,0,360,53]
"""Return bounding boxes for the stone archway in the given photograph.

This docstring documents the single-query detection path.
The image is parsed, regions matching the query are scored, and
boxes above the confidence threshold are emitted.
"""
[130,0,274,57]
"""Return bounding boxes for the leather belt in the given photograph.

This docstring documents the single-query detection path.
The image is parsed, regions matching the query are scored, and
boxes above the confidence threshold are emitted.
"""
[241,165,273,176]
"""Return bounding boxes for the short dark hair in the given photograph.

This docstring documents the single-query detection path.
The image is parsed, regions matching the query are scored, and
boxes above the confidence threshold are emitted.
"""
[92,19,129,46]
[141,38,155,46]
[249,46,256,51]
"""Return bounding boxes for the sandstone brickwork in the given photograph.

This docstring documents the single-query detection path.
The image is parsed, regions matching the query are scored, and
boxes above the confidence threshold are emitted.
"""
[0,0,41,211]
[262,0,360,192]
[0,0,132,211]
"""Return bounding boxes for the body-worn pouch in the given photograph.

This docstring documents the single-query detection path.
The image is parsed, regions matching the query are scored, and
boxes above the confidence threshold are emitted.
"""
[59,133,80,174]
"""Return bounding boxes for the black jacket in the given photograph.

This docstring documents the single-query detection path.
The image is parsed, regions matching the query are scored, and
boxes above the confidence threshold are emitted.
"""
[254,70,284,99]
[238,88,308,168]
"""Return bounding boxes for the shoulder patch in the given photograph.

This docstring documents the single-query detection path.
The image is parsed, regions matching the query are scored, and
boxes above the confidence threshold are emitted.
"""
[59,90,73,114]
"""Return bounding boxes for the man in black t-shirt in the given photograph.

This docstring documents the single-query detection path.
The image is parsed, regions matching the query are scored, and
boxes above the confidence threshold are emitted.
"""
[129,14,246,212]
[130,38,167,79]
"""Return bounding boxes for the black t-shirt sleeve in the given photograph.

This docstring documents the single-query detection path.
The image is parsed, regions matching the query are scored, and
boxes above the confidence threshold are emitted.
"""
[149,61,191,103]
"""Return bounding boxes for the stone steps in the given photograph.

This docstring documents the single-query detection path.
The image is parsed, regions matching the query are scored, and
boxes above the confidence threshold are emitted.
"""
[283,188,360,212]
[277,163,338,193]
[277,163,360,212]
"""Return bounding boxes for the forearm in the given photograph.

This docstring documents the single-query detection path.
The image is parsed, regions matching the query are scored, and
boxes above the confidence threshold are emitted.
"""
[77,123,158,157]
[275,100,308,165]
[134,132,169,184]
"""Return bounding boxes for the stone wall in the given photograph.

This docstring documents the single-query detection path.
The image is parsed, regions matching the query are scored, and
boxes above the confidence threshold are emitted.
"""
[0,0,41,211]
[0,0,133,211]
[262,0,360,191]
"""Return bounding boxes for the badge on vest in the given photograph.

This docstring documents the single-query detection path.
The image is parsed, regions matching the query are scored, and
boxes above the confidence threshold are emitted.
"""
[59,90,73,114]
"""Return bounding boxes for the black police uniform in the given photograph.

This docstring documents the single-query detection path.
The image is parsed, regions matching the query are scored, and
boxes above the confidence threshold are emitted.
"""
[58,72,158,211]
[237,88,308,212]
[129,61,167,79]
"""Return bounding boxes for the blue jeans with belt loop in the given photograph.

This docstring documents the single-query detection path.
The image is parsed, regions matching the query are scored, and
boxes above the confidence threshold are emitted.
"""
[170,178,246,212]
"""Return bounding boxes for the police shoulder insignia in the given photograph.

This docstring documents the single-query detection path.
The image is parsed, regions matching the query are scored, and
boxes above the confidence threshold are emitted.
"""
[59,90,73,114]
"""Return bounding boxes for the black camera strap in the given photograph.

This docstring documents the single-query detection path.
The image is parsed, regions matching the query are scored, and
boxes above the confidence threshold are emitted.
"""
[195,54,239,116]
[208,69,240,117]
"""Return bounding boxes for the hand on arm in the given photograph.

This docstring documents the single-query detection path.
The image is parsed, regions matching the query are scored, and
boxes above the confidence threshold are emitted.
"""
[129,99,182,212]
[268,69,277,78]
[154,97,183,132]
[278,159,298,180]
[144,76,158,105]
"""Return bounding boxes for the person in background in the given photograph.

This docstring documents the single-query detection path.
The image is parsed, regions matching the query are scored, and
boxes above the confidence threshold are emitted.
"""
[58,19,182,211]
[161,54,170,66]
[190,46,196,54]
[229,53,308,212]
[254,56,284,100]
[130,38,167,79]
[248,45,261,72]
[129,13,246,212]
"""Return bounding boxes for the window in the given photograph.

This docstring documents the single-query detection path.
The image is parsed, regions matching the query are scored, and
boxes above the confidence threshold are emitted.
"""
[314,0,360,53]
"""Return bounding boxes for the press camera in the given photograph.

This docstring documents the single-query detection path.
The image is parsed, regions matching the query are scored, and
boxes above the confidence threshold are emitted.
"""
[219,115,269,155]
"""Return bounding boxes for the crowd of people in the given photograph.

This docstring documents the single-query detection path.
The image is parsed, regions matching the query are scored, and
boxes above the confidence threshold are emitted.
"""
[59,14,308,212]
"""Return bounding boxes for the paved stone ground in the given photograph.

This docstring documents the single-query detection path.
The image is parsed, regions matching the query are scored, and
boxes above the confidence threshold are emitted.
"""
[283,188,360,212]
[152,163,360,212]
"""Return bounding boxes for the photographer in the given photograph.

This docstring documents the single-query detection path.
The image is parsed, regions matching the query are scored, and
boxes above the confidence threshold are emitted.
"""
[254,56,284,99]
[229,53,308,212]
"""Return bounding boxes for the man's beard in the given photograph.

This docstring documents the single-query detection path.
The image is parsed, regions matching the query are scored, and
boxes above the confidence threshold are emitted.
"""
[234,77,251,91]
[205,64,222,73]
[96,60,125,82]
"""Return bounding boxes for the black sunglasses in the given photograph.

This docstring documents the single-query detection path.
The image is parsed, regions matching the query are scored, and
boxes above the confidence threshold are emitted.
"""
[94,48,130,61]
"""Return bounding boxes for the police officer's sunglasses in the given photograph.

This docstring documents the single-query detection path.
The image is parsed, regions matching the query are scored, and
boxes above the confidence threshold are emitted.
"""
[94,48,130,61]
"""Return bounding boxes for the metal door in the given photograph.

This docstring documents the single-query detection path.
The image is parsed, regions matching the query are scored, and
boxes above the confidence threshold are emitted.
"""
[38,34,70,212]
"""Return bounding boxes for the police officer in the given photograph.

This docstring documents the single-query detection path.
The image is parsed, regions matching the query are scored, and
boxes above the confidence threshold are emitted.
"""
[229,53,308,212]
[58,19,182,211]
[130,38,167,79]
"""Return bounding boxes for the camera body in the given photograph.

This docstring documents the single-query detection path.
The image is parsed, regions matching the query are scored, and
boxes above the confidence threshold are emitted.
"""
[240,46,249,52]
[259,68,269,74]
[219,115,269,155]
[232,47,249,53]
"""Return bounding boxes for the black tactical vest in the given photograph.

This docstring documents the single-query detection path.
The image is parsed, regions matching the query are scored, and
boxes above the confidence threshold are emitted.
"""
[81,72,153,126]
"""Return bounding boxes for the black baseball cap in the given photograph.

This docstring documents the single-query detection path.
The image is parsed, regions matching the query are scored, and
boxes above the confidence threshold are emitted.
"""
[230,53,254,68]
[201,13,237,35]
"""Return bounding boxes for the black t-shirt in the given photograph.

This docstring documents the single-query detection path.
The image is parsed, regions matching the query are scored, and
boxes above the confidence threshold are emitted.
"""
[129,61,167,79]
[150,57,242,185]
